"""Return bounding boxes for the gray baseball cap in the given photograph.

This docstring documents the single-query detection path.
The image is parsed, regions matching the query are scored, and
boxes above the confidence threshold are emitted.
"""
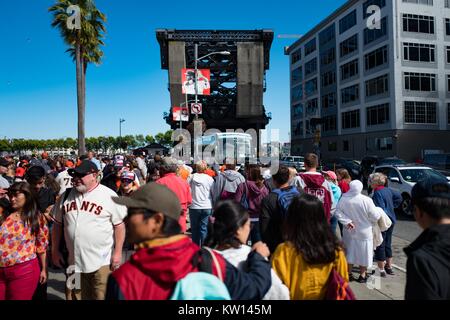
[112,183,181,220]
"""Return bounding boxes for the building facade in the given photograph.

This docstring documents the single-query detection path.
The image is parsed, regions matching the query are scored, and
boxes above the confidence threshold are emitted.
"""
[286,0,450,162]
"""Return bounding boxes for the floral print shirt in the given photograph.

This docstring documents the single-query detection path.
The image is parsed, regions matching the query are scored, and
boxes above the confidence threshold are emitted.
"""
[0,213,49,267]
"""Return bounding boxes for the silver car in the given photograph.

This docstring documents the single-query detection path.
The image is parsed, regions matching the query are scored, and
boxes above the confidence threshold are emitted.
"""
[280,156,305,172]
[373,164,450,216]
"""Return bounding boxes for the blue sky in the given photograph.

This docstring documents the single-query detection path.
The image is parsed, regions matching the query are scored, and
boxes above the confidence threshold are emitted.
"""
[0,0,346,142]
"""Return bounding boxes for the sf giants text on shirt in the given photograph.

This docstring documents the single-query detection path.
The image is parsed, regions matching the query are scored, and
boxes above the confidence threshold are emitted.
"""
[65,200,103,215]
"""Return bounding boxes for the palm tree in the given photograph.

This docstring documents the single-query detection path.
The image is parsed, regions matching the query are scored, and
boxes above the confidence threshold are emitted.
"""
[49,0,106,155]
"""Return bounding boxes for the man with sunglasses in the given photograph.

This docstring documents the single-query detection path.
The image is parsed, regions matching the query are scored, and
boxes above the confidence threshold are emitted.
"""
[51,160,127,300]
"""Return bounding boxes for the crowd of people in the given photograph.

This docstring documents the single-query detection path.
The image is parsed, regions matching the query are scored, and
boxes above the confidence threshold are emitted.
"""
[0,150,449,300]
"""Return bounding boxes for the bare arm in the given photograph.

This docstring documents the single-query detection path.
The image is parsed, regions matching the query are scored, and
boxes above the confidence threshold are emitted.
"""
[111,223,126,271]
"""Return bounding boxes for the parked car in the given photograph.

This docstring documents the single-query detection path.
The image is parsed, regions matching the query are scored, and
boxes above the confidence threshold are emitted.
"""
[280,156,305,172]
[322,158,362,180]
[423,153,450,177]
[361,156,407,187]
[372,164,450,216]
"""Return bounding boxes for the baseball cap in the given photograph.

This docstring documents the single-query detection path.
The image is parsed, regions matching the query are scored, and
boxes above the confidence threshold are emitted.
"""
[26,166,46,181]
[15,167,26,178]
[322,170,338,181]
[121,171,136,182]
[411,176,450,202]
[68,160,99,177]
[65,160,75,168]
[112,183,182,221]
[114,159,124,168]
[0,158,9,167]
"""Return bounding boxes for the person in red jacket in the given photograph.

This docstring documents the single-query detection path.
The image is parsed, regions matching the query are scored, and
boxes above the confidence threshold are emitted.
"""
[156,157,192,233]
[106,183,272,300]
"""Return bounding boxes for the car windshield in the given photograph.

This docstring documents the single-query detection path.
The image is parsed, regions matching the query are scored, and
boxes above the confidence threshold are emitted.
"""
[379,158,406,165]
[399,168,446,183]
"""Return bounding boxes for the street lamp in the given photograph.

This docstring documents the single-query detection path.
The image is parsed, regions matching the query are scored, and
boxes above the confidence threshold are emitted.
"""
[119,118,125,138]
[193,45,231,120]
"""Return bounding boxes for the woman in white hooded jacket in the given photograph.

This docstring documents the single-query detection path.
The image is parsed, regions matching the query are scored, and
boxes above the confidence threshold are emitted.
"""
[335,180,381,283]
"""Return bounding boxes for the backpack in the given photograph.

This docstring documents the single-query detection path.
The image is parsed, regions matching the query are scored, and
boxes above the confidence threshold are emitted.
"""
[240,183,250,210]
[299,174,333,222]
[325,268,356,300]
[272,186,300,216]
[170,247,231,300]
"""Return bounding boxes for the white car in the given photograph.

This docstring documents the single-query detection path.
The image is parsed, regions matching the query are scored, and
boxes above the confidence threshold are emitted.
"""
[372,164,450,216]
[280,156,305,172]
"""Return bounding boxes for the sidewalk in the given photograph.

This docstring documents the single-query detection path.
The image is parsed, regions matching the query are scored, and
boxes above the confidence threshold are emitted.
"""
[349,235,410,300]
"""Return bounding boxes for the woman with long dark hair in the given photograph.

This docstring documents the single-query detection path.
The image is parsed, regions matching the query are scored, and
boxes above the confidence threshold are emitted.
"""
[271,193,349,300]
[207,200,290,300]
[234,165,269,244]
[0,182,49,300]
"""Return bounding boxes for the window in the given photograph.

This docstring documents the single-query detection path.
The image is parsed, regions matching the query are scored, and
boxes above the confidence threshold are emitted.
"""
[294,121,303,136]
[321,71,336,87]
[404,72,436,91]
[364,17,387,45]
[365,45,388,70]
[447,46,450,64]
[291,85,303,101]
[446,0,450,8]
[404,101,437,124]
[306,98,319,116]
[340,34,358,57]
[291,49,301,64]
[403,43,435,62]
[323,115,337,132]
[322,92,337,109]
[305,58,318,76]
[448,103,450,125]
[363,0,386,19]
[328,141,338,152]
[293,103,303,118]
[365,74,389,97]
[341,85,359,104]
[367,103,390,126]
[340,59,359,81]
[448,75,450,92]
[367,137,393,151]
[446,19,450,36]
[292,67,303,84]
[343,140,349,152]
[342,110,360,129]
[319,25,335,46]
[320,48,335,66]
[402,0,433,5]
[340,10,357,34]
[305,39,317,56]
[305,78,318,97]
[403,14,435,34]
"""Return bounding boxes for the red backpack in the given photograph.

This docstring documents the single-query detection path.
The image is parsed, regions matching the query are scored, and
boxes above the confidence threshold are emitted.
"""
[325,268,356,300]
[299,174,333,222]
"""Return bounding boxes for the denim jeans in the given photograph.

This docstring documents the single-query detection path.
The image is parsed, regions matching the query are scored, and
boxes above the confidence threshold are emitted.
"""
[189,209,212,246]
[374,223,395,262]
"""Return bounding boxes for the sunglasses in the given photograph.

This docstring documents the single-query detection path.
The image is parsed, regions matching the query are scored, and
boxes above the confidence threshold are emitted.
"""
[121,179,134,185]
[72,172,90,179]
